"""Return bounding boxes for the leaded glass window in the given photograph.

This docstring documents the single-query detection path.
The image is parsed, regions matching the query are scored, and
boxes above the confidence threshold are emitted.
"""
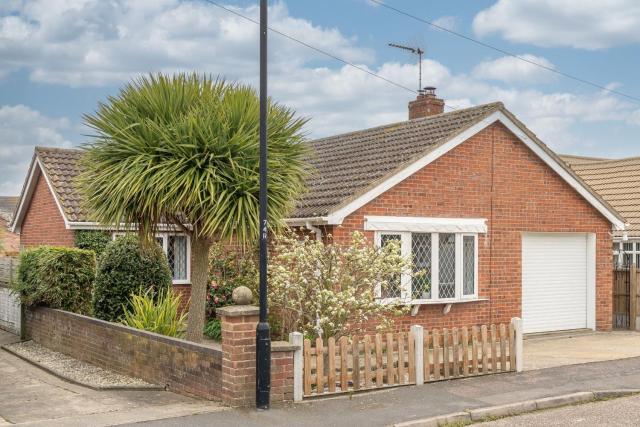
[463,235,475,296]
[380,234,402,298]
[168,235,188,281]
[438,233,456,299]
[412,233,431,299]
[375,229,479,302]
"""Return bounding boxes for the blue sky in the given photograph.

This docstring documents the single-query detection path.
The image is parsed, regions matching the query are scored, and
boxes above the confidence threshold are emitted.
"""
[1,0,639,195]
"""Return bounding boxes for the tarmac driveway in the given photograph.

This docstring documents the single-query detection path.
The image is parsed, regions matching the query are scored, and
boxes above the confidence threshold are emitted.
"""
[524,330,640,371]
[0,330,223,426]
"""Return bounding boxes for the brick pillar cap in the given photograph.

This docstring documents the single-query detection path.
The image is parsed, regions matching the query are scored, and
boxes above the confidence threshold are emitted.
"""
[216,305,259,317]
[272,341,299,352]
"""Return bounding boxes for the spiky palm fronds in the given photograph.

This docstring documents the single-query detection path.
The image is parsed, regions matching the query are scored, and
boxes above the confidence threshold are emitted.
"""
[80,73,309,244]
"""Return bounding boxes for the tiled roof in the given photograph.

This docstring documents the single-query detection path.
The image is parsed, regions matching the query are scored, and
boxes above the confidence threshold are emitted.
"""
[291,102,504,218]
[562,155,640,236]
[35,147,86,222]
[28,104,625,231]
[0,196,19,223]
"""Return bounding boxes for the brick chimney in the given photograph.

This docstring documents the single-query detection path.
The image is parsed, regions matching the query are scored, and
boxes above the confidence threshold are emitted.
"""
[408,86,444,119]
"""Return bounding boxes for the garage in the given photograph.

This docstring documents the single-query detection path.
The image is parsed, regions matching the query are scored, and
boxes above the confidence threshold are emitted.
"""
[522,233,596,334]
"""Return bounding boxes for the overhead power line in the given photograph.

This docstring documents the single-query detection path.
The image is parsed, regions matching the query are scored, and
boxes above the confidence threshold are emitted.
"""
[369,0,640,104]
[201,0,417,95]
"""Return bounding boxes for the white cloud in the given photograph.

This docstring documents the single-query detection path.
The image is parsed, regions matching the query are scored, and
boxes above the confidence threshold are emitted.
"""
[0,105,73,195]
[1,0,640,191]
[473,0,640,49]
[472,54,555,84]
[0,0,373,87]
[432,16,457,31]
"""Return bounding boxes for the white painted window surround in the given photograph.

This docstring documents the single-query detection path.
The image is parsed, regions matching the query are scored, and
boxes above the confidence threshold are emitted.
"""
[112,232,191,285]
[613,240,640,268]
[369,216,483,305]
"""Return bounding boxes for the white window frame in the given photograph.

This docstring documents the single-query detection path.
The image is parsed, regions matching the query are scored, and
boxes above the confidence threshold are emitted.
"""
[613,239,640,268]
[112,232,191,285]
[375,231,478,305]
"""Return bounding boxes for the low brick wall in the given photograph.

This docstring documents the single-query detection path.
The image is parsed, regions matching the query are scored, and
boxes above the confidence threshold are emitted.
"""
[25,307,222,400]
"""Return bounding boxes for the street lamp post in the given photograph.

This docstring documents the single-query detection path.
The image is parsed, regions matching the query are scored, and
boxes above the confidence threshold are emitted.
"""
[256,0,271,410]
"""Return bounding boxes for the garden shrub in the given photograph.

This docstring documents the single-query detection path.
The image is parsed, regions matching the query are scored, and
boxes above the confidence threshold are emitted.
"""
[267,231,410,340]
[13,246,95,314]
[203,318,221,341]
[121,288,187,337]
[93,234,172,322]
[75,230,111,259]
[206,243,258,318]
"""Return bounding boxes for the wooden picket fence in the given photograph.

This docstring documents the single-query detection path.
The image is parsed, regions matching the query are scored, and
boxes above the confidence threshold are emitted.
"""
[303,332,414,396]
[302,321,519,398]
[425,324,515,381]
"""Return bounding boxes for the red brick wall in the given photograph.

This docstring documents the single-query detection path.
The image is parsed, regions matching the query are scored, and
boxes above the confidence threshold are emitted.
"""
[20,171,75,248]
[326,122,612,331]
[25,306,222,400]
[173,283,191,314]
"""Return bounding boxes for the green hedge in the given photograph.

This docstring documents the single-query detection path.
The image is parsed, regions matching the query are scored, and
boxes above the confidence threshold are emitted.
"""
[13,246,96,314]
[75,230,111,259]
[93,234,172,322]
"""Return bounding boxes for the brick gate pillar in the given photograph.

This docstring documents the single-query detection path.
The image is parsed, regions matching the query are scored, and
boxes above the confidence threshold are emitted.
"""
[217,305,259,407]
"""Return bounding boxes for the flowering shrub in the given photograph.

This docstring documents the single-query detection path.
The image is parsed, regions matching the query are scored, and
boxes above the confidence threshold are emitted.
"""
[267,231,411,340]
[206,243,258,318]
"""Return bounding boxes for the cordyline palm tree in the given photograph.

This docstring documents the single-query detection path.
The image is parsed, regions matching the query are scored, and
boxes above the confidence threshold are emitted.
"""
[80,73,309,341]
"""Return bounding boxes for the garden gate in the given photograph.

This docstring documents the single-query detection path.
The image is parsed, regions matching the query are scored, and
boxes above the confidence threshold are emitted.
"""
[0,257,20,334]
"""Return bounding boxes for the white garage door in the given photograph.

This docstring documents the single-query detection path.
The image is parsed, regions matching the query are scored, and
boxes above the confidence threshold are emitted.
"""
[522,233,591,334]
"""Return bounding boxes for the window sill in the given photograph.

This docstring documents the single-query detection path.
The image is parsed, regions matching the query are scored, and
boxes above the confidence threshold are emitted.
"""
[172,281,191,286]
[408,298,488,305]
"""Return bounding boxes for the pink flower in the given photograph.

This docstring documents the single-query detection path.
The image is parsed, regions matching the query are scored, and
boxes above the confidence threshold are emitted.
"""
[214,296,220,303]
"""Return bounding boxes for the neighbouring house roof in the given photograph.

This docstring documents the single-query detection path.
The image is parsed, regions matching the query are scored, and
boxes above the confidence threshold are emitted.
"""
[10,147,86,232]
[562,155,640,237]
[35,147,85,222]
[0,196,19,224]
[10,103,627,233]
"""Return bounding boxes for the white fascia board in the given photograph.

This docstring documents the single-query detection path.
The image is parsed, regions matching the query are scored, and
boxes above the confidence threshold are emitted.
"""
[284,217,330,227]
[364,216,488,233]
[68,222,188,232]
[323,111,625,231]
[10,154,39,233]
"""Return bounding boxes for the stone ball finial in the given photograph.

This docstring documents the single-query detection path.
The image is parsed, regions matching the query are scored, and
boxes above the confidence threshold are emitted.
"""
[232,286,253,305]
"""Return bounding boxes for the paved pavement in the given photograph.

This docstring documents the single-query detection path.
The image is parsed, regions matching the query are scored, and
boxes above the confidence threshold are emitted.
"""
[478,393,640,426]
[0,330,224,426]
[524,330,640,370]
[127,355,640,427]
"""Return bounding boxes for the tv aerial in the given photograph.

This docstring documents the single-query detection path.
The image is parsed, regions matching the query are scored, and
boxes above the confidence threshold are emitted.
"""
[389,43,424,93]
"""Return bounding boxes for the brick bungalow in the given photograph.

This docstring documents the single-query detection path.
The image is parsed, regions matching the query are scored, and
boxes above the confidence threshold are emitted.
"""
[9,148,191,297]
[287,89,625,334]
[10,89,626,334]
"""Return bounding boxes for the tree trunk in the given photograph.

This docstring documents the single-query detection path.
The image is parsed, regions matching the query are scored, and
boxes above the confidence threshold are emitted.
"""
[185,235,212,342]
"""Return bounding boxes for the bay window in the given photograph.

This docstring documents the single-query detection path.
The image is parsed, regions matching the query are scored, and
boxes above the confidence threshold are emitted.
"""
[369,216,485,304]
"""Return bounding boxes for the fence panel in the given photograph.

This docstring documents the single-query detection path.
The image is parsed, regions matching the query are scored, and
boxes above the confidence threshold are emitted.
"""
[613,268,631,329]
[0,256,20,334]
[303,330,415,397]
[302,320,520,398]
